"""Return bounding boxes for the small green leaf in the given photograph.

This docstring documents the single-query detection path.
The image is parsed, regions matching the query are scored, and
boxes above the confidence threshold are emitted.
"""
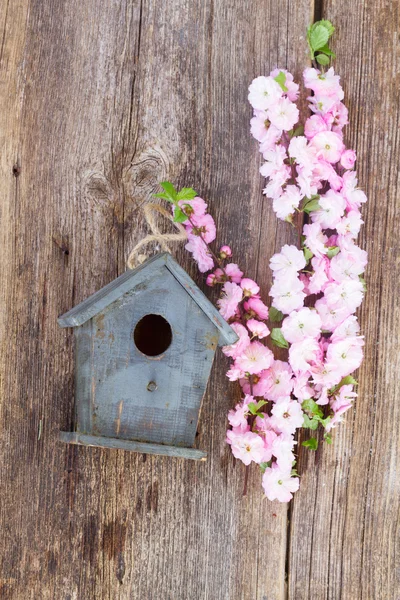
[260,461,272,473]
[159,181,178,203]
[318,44,336,58]
[302,437,318,450]
[318,20,335,37]
[303,247,313,263]
[319,416,332,429]
[248,400,267,416]
[359,276,367,291]
[310,24,330,51]
[271,328,289,349]
[269,306,284,322]
[316,53,330,66]
[330,376,358,395]
[274,71,288,92]
[302,196,321,213]
[173,207,189,223]
[154,192,174,202]
[326,246,340,259]
[292,125,304,138]
[302,399,324,418]
[303,414,319,430]
[176,187,197,201]
[324,433,333,444]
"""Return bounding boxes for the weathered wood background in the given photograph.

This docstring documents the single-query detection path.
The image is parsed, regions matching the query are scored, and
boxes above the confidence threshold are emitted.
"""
[0,0,399,598]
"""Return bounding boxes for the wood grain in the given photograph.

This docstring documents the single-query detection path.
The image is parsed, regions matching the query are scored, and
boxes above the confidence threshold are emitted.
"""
[2,0,398,599]
[0,1,312,599]
[287,2,400,599]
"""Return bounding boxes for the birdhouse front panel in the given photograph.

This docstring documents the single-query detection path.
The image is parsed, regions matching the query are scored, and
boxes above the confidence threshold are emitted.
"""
[73,263,219,448]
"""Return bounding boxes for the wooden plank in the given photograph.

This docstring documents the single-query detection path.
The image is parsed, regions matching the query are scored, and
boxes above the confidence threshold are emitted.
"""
[287,2,400,599]
[0,2,313,600]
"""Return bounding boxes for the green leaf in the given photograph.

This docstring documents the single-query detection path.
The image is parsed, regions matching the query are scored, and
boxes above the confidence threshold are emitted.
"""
[318,20,335,37]
[154,192,174,202]
[292,125,304,137]
[302,196,321,214]
[260,461,272,473]
[274,71,288,92]
[302,399,323,418]
[359,276,367,291]
[176,187,197,201]
[269,306,284,322]
[324,433,333,444]
[316,53,330,66]
[303,247,313,263]
[318,44,336,58]
[173,207,189,223]
[319,416,332,429]
[326,246,340,259]
[310,24,330,51]
[302,437,318,450]
[303,414,319,430]
[330,375,358,395]
[271,328,289,349]
[248,400,267,416]
[158,181,177,203]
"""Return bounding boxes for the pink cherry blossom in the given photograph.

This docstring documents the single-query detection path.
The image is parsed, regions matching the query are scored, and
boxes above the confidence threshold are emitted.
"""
[292,371,314,401]
[262,464,300,502]
[326,338,364,377]
[311,190,346,229]
[282,307,322,344]
[228,395,253,428]
[240,278,260,297]
[269,245,306,277]
[289,337,320,373]
[206,273,217,286]
[186,213,216,243]
[226,430,269,465]
[340,149,356,169]
[272,434,297,471]
[268,97,300,131]
[304,114,328,139]
[308,256,330,294]
[303,67,344,99]
[270,275,306,314]
[310,131,345,164]
[248,76,282,110]
[315,298,352,332]
[244,297,270,320]
[270,397,304,435]
[303,222,328,258]
[222,323,250,359]
[177,196,207,217]
[235,341,274,375]
[324,279,364,312]
[217,282,243,320]
[220,245,232,258]
[262,360,293,401]
[185,235,214,273]
[225,263,244,283]
[273,185,303,220]
[270,68,300,101]
[247,318,270,339]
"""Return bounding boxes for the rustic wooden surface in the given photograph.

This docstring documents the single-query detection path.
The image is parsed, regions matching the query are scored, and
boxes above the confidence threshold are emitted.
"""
[0,0,398,598]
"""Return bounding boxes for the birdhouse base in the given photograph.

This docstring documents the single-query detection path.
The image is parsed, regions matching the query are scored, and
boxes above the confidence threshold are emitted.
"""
[59,431,207,461]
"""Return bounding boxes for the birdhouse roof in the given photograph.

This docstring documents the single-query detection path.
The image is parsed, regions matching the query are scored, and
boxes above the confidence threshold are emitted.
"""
[58,253,238,346]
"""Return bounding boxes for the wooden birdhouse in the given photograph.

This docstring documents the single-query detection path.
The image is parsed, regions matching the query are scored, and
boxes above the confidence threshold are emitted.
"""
[58,253,238,460]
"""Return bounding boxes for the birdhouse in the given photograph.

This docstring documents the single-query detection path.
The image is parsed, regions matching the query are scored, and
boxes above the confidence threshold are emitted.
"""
[58,253,238,461]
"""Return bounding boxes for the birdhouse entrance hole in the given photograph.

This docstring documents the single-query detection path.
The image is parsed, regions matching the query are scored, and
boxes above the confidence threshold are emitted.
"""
[133,314,172,357]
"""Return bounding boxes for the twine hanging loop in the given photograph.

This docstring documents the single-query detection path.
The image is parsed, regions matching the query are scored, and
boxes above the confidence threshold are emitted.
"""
[126,203,187,270]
